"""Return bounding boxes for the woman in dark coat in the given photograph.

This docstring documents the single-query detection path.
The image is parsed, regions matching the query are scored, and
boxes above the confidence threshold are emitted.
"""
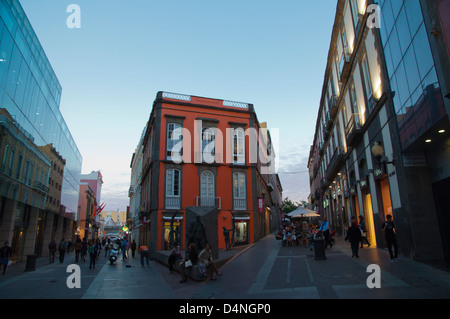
[345,217,362,258]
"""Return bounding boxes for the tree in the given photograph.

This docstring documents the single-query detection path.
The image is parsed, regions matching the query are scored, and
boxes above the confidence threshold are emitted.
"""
[281,197,300,215]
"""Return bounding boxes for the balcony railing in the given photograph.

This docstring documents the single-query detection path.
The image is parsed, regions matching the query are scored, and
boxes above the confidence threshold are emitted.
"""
[326,146,345,180]
[345,113,363,147]
[196,196,221,209]
[339,48,352,83]
[165,196,181,209]
[33,181,49,194]
[233,198,247,210]
[329,95,338,119]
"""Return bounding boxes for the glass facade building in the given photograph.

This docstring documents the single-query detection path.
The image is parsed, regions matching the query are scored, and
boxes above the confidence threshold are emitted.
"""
[378,0,446,150]
[0,0,82,214]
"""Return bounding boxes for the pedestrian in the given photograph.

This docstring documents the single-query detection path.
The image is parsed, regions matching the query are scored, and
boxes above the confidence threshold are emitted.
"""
[0,241,12,275]
[345,216,362,258]
[382,214,399,262]
[75,236,82,262]
[179,242,199,283]
[359,216,370,248]
[88,240,98,270]
[105,238,111,258]
[318,215,333,249]
[122,237,128,260]
[131,240,137,258]
[58,238,67,263]
[198,243,222,280]
[48,239,57,263]
[66,240,72,254]
[139,244,150,267]
[81,238,88,262]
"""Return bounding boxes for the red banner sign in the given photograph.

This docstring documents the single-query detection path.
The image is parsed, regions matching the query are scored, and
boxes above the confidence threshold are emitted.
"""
[258,198,264,213]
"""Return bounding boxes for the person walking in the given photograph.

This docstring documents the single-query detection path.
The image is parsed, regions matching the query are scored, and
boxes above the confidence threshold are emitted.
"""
[58,238,67,263]
[382,214,399,262]
[95,238,102,260]
[198,243,222,280]
[131,240,137,258]
[139,244,150,267]
[88,240,99,270]
[122,237,128,261]
[345,217,362,258]
[74,236,82,262]
[48,239,57,264]
[81,238,88,262]
[359,216,370,248]
[0,241,12,275]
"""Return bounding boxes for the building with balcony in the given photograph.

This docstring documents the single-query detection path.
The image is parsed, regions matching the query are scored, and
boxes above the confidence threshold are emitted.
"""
[0,109,50,261]
[0,0,83,260]
[77,183,96,240]
[308,0,450,266]
[135,91,282,251]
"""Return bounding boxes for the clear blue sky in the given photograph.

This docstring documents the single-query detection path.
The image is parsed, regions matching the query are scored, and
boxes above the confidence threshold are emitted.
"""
[20,0,337,211]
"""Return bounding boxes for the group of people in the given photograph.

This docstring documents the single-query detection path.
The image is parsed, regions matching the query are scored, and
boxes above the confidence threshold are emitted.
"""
[276,217,335,249]
[169,242,222,284]
[345,214,399,262]
[46,235,139,270]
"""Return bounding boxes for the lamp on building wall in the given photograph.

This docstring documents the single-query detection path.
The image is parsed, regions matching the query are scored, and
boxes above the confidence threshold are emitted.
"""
[371,141,395,166]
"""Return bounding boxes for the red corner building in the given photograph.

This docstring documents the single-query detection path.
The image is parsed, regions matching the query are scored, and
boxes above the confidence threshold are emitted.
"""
[136,92,282,252]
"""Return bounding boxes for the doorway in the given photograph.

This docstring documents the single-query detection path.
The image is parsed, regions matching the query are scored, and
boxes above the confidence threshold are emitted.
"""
[362,193,377,247]
[432,177,450,264]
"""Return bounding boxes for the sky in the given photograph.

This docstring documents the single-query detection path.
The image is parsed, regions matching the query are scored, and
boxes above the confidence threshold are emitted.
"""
[19,0,337,212]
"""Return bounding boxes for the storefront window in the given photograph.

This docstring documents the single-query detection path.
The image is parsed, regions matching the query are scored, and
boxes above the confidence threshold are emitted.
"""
[233,220,248,246]
[163,219,182,250]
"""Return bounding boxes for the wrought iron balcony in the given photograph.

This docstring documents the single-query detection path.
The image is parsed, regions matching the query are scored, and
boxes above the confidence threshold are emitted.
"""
[329,95,338,119]
[233,198,247,210]
[339,48,352,84]
[196,196,221,209]
[165,196,181,209]
[345,113,363,147]
[326,146,345,181]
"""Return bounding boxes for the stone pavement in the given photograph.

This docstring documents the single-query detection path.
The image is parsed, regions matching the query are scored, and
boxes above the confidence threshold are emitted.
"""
[1,235,449,300]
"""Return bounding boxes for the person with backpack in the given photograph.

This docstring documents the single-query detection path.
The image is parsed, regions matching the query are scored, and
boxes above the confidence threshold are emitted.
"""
[58,239,67,263]
[88,240,100,270]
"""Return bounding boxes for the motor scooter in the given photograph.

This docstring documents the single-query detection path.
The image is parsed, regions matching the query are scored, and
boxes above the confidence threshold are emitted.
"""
[108,244,119,264]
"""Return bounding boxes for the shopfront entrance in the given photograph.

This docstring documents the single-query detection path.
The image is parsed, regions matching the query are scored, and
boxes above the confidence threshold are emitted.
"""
[163,216,183,250]
[233,218,249,246]
[362,193,377,247]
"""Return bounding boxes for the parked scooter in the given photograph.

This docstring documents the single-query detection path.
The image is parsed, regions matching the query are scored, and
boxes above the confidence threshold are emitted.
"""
[108,244,119,264]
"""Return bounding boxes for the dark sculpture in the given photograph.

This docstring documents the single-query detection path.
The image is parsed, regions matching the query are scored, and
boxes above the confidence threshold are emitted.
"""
[223,226,232,251]
[187,216,207,251]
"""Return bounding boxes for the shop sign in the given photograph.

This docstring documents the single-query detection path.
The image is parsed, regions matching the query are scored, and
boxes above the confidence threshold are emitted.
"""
[374,164,385,180]
[402,153,426,167]
[360,177,369,189]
